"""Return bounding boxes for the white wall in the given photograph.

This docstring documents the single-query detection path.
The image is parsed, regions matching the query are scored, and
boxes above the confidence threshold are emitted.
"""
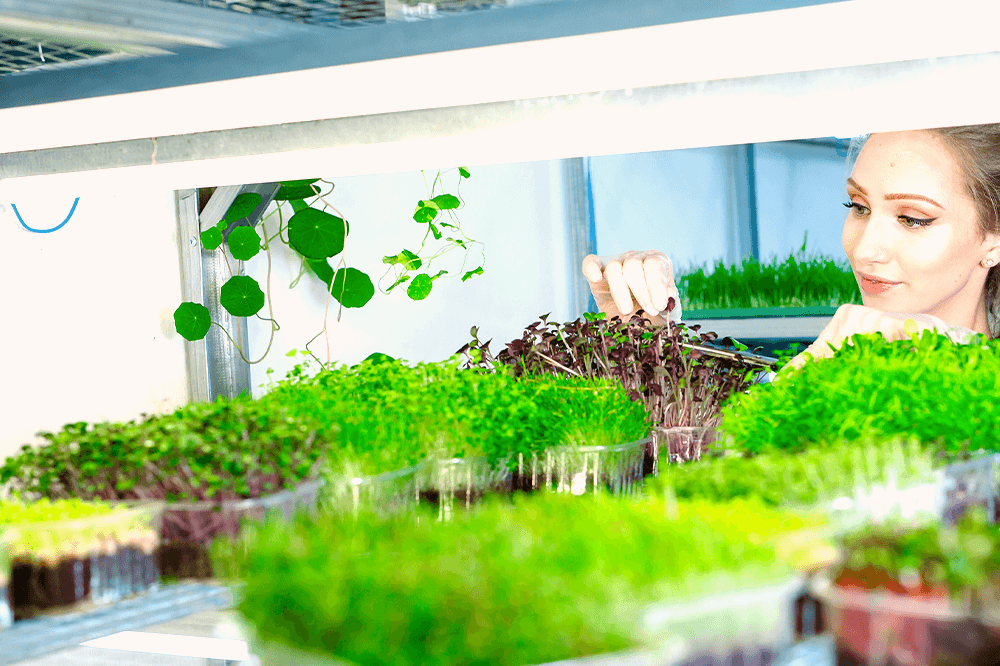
[245,160,574,392]
[0,189,189,460]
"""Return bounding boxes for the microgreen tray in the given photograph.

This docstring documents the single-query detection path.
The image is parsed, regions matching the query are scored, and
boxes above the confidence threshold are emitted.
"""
[325,464,421,518]
[514,438,648,496]
[641,575,802,666]
[813,574,1000,666]
[142,479,322,579]
[1,503,164,621]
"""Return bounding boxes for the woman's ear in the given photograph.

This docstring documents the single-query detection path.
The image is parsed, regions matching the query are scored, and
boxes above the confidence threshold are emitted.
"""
[983,232,1000,268]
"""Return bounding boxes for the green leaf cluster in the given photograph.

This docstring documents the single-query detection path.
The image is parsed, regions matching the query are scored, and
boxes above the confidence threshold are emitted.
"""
[677,242,862,310]
[221,494,811,666]
[652,439,938,509]
[719,332,1000,459]
[0,398,325,504]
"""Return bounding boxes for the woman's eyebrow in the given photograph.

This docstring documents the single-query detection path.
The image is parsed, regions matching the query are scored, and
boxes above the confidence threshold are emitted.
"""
[846,178,867,195]
[846,177,944,209]
[883,192,945,209]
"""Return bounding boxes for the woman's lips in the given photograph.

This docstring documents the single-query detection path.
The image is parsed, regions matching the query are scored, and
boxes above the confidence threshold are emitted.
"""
[858,273,901,295]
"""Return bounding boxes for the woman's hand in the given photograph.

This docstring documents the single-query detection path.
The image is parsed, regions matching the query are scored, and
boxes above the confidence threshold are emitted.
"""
[786,304,950,370]
[581,250,681,324]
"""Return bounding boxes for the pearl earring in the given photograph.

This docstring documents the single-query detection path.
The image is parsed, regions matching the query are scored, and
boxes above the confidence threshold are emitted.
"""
[986,259,997,268]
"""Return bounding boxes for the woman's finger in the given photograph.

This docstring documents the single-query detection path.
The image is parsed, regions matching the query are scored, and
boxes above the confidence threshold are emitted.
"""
[581,254,605,284]
[643,254,674,314]
[622,255,657,315]
[602,259,635,316]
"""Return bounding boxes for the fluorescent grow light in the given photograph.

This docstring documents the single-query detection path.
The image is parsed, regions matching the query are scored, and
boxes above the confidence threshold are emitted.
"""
[81,630,250,661]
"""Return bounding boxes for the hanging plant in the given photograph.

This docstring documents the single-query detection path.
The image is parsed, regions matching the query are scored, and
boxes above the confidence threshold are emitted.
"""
[172,168,483,366]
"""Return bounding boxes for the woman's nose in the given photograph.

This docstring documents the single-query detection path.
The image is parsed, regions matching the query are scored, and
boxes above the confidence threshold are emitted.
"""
[850,214,892,265]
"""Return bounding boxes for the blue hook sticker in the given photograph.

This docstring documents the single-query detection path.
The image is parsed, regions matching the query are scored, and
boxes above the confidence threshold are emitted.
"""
[11,197,80,233]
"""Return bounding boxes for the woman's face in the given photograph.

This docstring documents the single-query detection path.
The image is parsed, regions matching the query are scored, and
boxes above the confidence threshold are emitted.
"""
[842,130,1000,326]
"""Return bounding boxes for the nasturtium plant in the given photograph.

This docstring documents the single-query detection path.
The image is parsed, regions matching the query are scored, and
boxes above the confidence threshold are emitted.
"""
[431,193,460,209]
[174,168,483,366]
[413,205,437,224]
[307,257,335,286]
[382,249,421,271]
[173,302,212,341]
[227,226,262,261]
[407,273,433,300]
[200,227,223,251]
[225,192,262,223]
[220,275,266,317]
[274,179,321,201]
[287,207,346,259]
[330,267,375,308]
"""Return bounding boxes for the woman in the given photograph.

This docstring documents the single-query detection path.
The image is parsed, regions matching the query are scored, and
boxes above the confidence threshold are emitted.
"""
[582,125,1000,366]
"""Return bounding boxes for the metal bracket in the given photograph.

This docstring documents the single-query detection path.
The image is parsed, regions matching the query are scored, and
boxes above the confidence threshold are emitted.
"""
[197,183,281,402]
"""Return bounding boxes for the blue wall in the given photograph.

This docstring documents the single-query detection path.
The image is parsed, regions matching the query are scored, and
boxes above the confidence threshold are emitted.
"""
[590,140,850,274]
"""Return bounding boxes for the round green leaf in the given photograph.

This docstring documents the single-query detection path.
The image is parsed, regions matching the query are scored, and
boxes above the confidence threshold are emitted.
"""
[220,275,266,317]
[413,206,438,224]
[459,166,471,179]
[431,194,460,210]
[287,208,346,259]
[275,181,321,200]
[407,273,433,301]
[331,268,375,308]
[173,302,212,341]
[363,352,396,366]
[200,227,223,251]
[225,193,261,223]
[227,226,262,261]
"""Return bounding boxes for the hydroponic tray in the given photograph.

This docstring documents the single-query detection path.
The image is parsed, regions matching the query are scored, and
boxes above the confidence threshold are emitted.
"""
[0,582,231,664]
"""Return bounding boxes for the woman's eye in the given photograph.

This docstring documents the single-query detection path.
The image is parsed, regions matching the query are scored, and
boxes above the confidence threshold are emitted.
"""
[899,215,935,229]
[843,201,869,217]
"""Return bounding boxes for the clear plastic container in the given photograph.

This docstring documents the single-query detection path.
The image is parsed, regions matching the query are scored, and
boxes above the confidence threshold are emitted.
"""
[652,427,717,470]
[515,438,648,496]
[417,456,512,520]
[812,574,1000,666]
[155,478,323,579]
[640,575,803,666]
[325,464,421,518]
[941,453,1000,525]
[2,503,163,619]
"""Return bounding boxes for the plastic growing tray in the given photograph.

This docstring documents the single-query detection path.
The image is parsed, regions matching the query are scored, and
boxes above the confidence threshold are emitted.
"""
[417,456,512,519]
[813,574,1000,666]
[941,453,1000,525]
[2,503,163,621]
[640,575,803,666]
[326,464,421,518]
[154,478,323,579]
[651,427,717,472]
[515,438,648,496]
